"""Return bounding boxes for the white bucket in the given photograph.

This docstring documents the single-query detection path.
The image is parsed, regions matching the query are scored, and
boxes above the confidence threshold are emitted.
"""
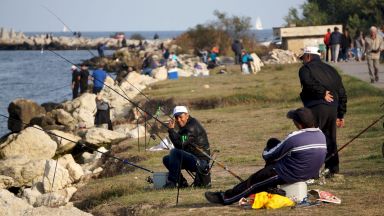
[153,172,169,189]
[280,181,307,202]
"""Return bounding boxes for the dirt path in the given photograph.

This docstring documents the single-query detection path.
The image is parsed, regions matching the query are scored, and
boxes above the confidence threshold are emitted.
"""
[333,61,384,89]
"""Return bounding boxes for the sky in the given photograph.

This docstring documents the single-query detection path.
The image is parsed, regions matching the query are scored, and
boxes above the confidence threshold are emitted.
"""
[0,0,306,32]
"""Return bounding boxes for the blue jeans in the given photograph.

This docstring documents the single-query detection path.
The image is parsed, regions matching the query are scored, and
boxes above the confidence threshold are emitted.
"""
[163,148,198,183]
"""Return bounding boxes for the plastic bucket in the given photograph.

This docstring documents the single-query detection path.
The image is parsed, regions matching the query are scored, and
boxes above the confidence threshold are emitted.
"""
[168,71,178,80]
[280,181,307,202]
[153,172,169,189]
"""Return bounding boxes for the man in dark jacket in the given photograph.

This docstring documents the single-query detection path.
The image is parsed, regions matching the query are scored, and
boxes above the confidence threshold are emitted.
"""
[205,107,326,205]
[163,106,211,188]
[71,65,80,99]
[298,46,347,177]
[231,39,243,65]
[79,64,89,94]
[330,27,343,62]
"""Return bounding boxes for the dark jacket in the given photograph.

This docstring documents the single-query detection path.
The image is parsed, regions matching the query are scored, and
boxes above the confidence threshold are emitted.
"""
[231,41,243,54]
[330,31,342,45]
[168,116,210,161]
[72,69,80,86]
[299,57,347,118]
[263,128,327,183]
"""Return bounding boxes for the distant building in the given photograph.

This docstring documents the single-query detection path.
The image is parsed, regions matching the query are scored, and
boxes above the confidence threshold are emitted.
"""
[273,24,343,55]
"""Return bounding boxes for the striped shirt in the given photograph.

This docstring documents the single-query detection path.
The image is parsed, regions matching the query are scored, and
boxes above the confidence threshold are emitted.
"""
[263,128,327,183]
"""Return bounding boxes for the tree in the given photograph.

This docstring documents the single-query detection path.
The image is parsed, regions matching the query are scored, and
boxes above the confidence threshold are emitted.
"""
[285,0,384,34]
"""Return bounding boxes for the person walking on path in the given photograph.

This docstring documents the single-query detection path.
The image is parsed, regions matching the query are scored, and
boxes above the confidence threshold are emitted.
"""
[330,27,342,63]
[298,46,347,178]
[324,28,331,62]
[365,26,383,83]
[79,64,89,94]
[71,65,80,99]
[353,30,365,62]
[205,107,327,205]
[91,63,107,94]
[162,106,211,188]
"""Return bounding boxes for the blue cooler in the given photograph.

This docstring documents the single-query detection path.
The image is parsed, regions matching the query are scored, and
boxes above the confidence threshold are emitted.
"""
[168,70,178,80]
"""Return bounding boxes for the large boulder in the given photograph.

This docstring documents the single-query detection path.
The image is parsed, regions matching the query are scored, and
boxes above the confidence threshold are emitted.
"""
[84,128,127,146]
[250,53,264,74]
[0,126,57,160]
[58,154,84,182]
[127,125,149,139]
[22,186,77,207]
[0,156,46,187]
[43,160,72,192]
[72,108,95,128]
[8,99,46,132]
[126,71,157,86]
[0,189,33,215]
[152,66,168,80]
[49,130,81,154]
[51,109,76,129]
[23,203,92,216]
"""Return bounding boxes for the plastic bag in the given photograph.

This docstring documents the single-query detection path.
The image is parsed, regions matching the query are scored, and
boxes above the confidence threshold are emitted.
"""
[252,192,295,209]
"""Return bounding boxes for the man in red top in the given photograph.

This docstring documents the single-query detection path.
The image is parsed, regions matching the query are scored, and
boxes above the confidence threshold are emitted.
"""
[324,28,331,62]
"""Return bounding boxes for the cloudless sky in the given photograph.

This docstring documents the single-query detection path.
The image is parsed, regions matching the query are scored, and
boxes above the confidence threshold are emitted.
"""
[0,0,306,32]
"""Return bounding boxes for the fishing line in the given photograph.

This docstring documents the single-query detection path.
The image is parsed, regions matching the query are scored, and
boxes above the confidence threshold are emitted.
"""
[47,49,244,182]
[41,5,97,57]
[0,113,154,174]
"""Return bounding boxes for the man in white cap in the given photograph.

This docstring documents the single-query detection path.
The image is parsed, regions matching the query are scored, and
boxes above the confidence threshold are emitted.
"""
[71,65,80,99]
[162,106,211,188]
[365,26,383,83]
[298,46,347,178]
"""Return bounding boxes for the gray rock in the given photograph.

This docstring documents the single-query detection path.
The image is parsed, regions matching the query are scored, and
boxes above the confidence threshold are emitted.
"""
[0,189,33,215]
[7,99,46,132]
[84,128,126,146]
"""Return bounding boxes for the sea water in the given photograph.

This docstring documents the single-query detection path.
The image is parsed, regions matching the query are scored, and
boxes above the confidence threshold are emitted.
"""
[0,30,272,136]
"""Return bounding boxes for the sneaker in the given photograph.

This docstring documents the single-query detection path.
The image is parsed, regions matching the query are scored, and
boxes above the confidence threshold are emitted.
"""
[205,191,224,205]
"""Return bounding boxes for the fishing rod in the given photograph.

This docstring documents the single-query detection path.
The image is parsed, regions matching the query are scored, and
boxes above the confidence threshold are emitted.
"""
[48,49,244,182]
[0,113,154,173]
[41,5,97,57]
[325,114,384,162]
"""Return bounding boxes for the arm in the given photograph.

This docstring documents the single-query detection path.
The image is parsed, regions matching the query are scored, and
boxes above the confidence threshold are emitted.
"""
[336,75,347,127]
[262,138,293,162]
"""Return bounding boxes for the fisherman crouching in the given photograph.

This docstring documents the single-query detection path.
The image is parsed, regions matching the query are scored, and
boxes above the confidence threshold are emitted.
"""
[205,107,327,205]
[162,106,211,188]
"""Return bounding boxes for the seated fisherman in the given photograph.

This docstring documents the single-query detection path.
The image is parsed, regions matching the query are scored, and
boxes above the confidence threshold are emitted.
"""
[205,107,327,205]
[163,106,211,188]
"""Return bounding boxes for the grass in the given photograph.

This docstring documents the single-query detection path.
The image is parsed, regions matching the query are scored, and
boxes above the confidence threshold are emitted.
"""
[71,63,384,216]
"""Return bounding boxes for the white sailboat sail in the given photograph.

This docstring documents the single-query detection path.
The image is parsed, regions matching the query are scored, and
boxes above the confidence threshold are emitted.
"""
[62,25,69,32]
[255,17,263,30]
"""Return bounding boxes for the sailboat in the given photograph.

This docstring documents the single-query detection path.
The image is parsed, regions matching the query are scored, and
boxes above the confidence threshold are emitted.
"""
[62,25,69,32]
[255,17,263,30]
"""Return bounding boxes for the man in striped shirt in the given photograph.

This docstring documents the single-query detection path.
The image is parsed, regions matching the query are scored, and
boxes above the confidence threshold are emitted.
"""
[205,107,327,205]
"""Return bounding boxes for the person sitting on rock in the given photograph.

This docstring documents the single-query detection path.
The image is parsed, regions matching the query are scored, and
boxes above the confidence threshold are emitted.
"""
[163,106,211,188]
[205,107,327,205]
[141,52,156,76]
[241,49,253,74]
[94,94,113,130]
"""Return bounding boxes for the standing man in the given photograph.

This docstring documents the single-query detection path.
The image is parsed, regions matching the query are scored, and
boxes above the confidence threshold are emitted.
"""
[231,39,243,65]
[298,46,347,178]
[365,26,383,83]
[79,64,89,94]
[92,63,107,94]
[162,106,211,188]
[71,65,80,99]
[324,28,331,62]
[330,27,342,63]
[205,107,327,205]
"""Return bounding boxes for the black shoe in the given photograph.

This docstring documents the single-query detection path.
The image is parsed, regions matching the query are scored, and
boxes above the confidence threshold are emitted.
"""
[371,79,375,83]
[375,77,379,82]
[205,191,224,205]
[178,177,189,188]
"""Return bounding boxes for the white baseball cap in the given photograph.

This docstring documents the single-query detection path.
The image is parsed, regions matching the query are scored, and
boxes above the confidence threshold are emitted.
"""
[173,106,188,116]
[299,46,321,59]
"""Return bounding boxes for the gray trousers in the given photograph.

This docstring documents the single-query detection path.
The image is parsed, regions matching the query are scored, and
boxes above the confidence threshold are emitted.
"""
[331,44,340,62]
[367,58,379,81]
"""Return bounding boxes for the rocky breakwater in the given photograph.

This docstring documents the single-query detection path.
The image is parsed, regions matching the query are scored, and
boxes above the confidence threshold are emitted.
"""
[0,70,165,215]
[0,27,163,50]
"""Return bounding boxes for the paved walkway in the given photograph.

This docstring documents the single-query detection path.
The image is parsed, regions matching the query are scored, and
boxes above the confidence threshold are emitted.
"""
[332,61,384,89]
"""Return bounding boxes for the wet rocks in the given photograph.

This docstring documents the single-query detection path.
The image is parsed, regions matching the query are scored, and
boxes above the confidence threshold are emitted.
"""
[7,99,46,132]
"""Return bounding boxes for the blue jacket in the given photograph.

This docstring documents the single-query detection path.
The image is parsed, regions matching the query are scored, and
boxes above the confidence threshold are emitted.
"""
[92,69,107,88]
[262,128,327,183]
[330,31,342,45]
